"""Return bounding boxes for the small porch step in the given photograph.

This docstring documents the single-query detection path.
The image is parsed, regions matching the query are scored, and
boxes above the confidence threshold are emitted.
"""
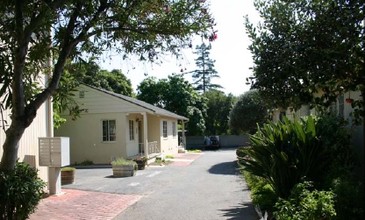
[147,153,161,164]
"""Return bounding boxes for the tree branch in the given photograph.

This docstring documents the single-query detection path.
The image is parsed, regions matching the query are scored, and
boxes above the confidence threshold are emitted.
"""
[23,3,82,126]
[12,0,27,121]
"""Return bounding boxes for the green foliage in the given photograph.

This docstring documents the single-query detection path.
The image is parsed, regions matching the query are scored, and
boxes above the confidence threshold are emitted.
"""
[65,61,133,96]
[204,90,235,135]
[236,146,247,160]
[0,162,45,220]
[246,0,364,113]
[314,114,356,186]
[191,42,222,93]
[229,90,268,134]
[242,116,333,198]
[111,158,137,168]
[331,175,364,220]
[242,170,277,212]
[61,167,76,172]
[187,149,202,153]
[137,75,207,135]
[274,181,336,220]
[241,115,362,218]
[73,159,94,166]
[0,0,215,170]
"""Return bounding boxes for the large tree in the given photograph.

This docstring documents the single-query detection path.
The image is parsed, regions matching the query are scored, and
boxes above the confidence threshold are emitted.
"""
[63,60,133,96]
[0,0,215,170]
[137,75,207,135]
[246,0,364,111]
[191,42,222,93]
[246,0,364,179]
[229,90,268,135]
[204,90,235,135]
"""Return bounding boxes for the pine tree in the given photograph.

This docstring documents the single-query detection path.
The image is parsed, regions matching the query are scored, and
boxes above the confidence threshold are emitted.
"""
[191,43,222,93]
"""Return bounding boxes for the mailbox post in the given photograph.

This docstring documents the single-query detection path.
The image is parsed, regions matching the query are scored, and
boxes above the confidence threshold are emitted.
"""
[39,137,70,195]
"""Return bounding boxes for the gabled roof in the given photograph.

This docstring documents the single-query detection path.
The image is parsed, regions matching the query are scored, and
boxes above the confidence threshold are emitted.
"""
[83,84,189,121]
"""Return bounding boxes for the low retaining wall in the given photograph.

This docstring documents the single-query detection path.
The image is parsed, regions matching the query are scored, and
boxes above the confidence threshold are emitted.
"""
[186,135,250,149]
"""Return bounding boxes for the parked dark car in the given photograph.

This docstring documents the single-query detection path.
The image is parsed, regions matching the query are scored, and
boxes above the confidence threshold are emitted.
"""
[204,136,220,150]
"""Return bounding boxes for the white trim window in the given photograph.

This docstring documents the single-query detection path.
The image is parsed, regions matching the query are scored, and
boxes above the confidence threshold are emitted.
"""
[102,120,116,142]
[172,122,177,138]
[129,120,135,141]
[163,121,168,138]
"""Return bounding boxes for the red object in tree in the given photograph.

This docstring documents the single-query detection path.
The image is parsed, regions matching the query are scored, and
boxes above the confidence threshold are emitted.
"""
[163,5,170,13]
[345,98,353,104]
[209,33,217,41]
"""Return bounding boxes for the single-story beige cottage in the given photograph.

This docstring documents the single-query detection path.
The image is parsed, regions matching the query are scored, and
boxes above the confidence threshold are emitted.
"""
[55,84,188,164]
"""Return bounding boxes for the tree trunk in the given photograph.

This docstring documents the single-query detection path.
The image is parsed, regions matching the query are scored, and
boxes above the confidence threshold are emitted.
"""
[0,122,27,171]
[361,88,365,220]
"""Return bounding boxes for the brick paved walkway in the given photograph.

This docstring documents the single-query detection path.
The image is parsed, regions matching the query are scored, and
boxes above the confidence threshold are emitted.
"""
[169,152,203,166]
[29,189,141,220]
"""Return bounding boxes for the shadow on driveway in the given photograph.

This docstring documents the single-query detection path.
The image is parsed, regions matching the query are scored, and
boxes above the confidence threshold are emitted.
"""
[220,202,259,220]
[208,160,240,175]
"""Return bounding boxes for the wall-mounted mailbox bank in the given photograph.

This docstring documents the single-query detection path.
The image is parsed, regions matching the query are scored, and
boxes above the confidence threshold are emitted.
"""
[39,137,70,167]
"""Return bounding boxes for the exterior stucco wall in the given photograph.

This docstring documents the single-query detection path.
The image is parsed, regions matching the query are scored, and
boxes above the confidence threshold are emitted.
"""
[55,112,126,164]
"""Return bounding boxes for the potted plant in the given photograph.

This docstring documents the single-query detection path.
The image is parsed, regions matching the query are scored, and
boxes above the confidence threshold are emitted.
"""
[61,167,76,185]
[133,156,148,170]
[111,157,137,177]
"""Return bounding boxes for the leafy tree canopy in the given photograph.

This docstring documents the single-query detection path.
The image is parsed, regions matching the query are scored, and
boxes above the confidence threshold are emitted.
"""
[229,90,268,134]
[63,60,133,96]
[137,74,207,135]
[246,0,364,113]
[204,90,235,135]
[0,0,215,170]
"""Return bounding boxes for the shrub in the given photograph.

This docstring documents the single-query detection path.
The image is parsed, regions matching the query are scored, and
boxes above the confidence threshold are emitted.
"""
[240,114,363,218]
[111,158,137,170]
[315,115,364,219]
[61,166,76,172]
[274,181,336,220]
[236,146,247,158]
[331,175,364,220]
[79,159,94,166]
[243,170,277,213]
[241,116,331,198]
[0,162,46,220]
[236,146,250,166]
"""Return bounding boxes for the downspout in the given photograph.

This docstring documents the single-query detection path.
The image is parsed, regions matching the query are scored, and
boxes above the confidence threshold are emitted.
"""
[182,120,188,149]
[143,112,148,157]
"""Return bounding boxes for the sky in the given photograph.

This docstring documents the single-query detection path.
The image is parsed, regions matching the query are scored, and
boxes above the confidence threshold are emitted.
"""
[98,0,261,97]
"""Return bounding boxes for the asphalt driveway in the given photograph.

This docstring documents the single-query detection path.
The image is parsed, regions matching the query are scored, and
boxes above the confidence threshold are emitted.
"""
[35,149,257,220]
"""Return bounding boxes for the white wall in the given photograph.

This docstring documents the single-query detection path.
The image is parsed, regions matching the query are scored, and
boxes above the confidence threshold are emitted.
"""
[0,102,49,184]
